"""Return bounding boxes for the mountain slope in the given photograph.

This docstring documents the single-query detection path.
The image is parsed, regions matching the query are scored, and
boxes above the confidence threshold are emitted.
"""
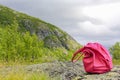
[0,5,81,50]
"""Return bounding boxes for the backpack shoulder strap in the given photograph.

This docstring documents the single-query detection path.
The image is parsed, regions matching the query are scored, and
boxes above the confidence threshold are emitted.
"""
[71,47,84,62]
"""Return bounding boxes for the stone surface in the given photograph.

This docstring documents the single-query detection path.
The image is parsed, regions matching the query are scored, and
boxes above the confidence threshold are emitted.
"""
[1,61,120,80]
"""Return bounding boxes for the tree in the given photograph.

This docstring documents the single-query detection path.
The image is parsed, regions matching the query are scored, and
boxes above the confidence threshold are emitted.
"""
[110,42,120,59]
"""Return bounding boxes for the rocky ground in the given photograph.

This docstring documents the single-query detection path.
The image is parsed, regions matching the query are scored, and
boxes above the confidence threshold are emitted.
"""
[0,61,120,80]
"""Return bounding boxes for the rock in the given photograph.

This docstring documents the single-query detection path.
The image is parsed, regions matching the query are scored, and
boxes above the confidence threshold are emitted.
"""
[23,61,84,80]
[19,19,35,34]
[24,62,120,80]
[1,61,120,80]
[43,35,63,48]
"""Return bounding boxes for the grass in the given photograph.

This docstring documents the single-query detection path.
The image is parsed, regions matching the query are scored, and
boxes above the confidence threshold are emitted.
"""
[0,72,60,80]
[0,67,60,80]
[113,59,120,65]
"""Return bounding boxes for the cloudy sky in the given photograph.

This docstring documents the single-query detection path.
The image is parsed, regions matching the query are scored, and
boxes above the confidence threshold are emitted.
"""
[0,0,120,48]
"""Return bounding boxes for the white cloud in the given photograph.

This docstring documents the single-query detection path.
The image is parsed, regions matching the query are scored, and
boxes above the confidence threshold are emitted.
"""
[77,21,110,35]
[82,2,120,24]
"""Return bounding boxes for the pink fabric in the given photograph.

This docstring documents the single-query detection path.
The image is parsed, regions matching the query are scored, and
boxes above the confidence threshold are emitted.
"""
[72,42,113,74]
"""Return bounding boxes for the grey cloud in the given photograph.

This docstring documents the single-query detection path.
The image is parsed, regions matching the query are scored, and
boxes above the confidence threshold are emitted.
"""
[109,25,120,32]
[73,31,120,48]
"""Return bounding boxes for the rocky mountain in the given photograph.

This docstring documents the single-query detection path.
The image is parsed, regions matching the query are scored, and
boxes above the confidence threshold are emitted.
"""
[0,5,81,50]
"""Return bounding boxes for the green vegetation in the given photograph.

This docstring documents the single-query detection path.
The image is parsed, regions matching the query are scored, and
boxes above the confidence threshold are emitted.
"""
[0,4,80,50]
[0,70,60,80]
[0,5,81,64]
[0,24,75,64]
[109,42,120,65]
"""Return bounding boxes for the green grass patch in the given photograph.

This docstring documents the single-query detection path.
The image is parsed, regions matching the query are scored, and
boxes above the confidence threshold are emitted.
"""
[113,59,120,65]
[0,70,60,80]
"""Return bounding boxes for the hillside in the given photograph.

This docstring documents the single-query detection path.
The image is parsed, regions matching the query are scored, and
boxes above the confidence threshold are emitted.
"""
[0,5,80,50]
[0,5,82,63]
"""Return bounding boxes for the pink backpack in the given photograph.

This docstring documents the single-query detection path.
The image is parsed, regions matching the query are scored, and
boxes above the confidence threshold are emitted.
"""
[72,42,113,74]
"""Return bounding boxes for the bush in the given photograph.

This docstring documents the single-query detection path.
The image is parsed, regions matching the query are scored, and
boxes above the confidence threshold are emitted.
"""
[109,42,120,60]
[0,24,73,64]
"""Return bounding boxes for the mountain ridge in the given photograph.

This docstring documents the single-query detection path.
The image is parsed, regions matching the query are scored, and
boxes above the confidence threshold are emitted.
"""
[0,4,81,50]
